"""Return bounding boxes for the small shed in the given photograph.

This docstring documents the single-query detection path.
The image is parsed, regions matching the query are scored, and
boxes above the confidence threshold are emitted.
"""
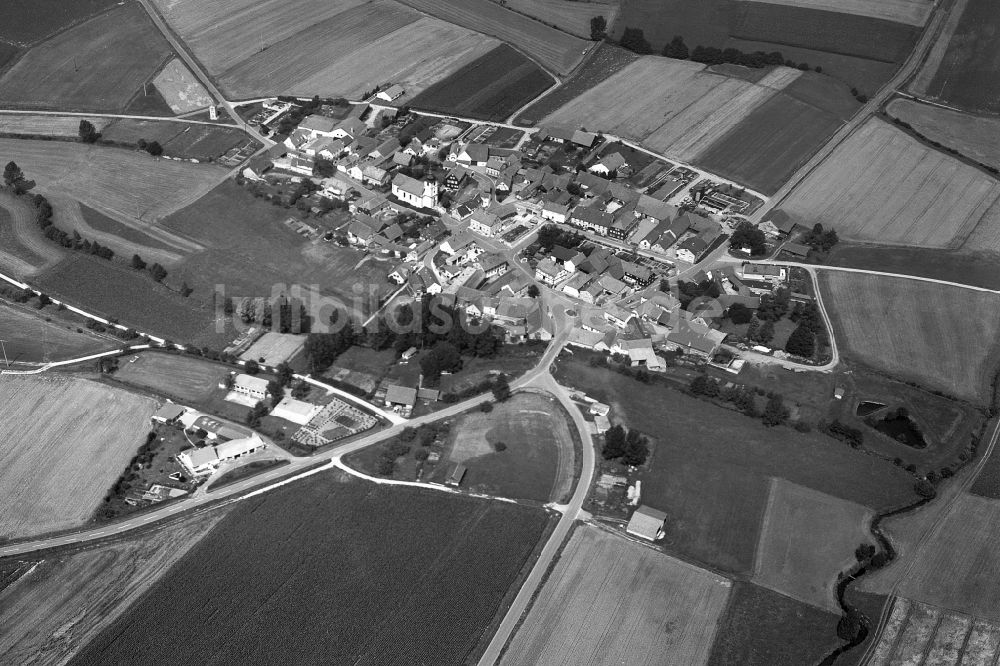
[626,505,667,541]
[446,463,467,487]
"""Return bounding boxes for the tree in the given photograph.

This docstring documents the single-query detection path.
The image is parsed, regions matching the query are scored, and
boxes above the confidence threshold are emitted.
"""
[145,140,163,157]
[619,27,652,54]
[3,161,24,187]
[754,319,775,345]
[728,302,753,324]
[494,441,507,452]
[244,359,260,375]
[78,119,99,143]
[246,401,269,428]
[762,394,788,427]
[527,284,540,298]
[491,375,511,402]
[130,254,147,270]
[621,429,649,466]
[180,282,193,297]
[590,15,607,41]
[149,263,167,282]
[729,220,767,256]
[785,323,816,357]
[837,609,864,642]
[420,341,462,381]
[663,35,689,59]
[746,315,760,341]
[602,424,626,460]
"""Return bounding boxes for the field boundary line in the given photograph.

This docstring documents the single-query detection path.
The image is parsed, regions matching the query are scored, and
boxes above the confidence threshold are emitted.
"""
[0,109,238,128]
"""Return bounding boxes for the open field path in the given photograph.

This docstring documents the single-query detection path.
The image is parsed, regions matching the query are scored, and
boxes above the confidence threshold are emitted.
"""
[857,415,1000,665]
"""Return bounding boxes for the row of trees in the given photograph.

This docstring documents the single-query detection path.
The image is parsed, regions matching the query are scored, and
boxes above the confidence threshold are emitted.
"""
[618,27,819,72]
[689,375,790,427]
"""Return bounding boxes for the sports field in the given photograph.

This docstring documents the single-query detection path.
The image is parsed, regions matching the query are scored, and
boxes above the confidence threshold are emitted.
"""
[542,57,800,161]
[397,0,590,74]
[781,118,1000,249]
[409,44,554,122]
[820,270,1000,405]
[152,58,213,113]
[894,493,1000,623]
[70,473,552,665]
[0,511,226,665]
[0,138,229,225]
[869,598,1000,666]
[554,360,916,575]
[428,392,575,502]
[0,303,114,364]
[887,98,1000,170]
[501,525,731,666]
[0,376,156,540]
[114,352,233,402]
[753,478,872,612]
[908,0,1000,113]
[0,114,111,138]
[0,4,172,113]
[735,0,931,26]
[502,0,619,38]
[0,191,64,276]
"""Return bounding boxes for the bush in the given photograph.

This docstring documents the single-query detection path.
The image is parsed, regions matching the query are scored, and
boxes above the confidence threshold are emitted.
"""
[493,441,507,452]
[414,447,430,462]
[479,401,493,413]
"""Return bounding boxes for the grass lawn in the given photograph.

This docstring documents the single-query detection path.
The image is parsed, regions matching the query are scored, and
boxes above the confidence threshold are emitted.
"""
[554,359,917,575]
[112,351,233,403]
[707,581,841,666]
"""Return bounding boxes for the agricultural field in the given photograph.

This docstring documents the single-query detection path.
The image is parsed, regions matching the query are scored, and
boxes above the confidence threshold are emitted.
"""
[826,244,1000,292]
[0,138,229,226]
[887,97,1000,170]
[735,0,932,26]
[0,191,64,276]
[99,119,255,162]
[161,181,393,321]
[0,4,173,113]
[34,255,224,346]
[0,376,156,541]
[502,0,619,39]
[908,0,1000,113]
[780,118,1000,249]
[554,359,917,575]
[0,303,115,364]
[0,0,119,44]
[151,58,213,114]
[819,270,1000,405]
[69,472,552,665]
[541,57,801,162]
[708,582,841,665]
[892,493,1000,623]
[113,352,234,403]
[424,392,576,502]
[696,72,859,194]
[868,598,1000,666]
[0,114,111,138]
[752,479,872,612]
[409,44,554,122]
[396,0,590,74]
[501,525,731,666]
[514,42,637,126]
[0,511,226,666]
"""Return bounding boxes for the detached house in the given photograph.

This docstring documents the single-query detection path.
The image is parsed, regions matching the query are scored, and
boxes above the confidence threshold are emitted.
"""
[589,152,628,177]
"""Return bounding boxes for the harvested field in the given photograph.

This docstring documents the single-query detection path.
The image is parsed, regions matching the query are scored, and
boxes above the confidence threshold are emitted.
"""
[427,392,575,502]
[34,255,224,346]
[892,493,1000,623]
[409,44,554,122]
[0,138,229,225]
[397,0,590,74]
[502,0,619,38]
[70,472,552,666]
[731,3,920,63]
[555,360,917,575]
[152,58,212,114]
[501,524,730,666]
[0,511,226,666]
[887,98,1000,171]
[240,332,305,366]
[735,0,932,26]
[0,191,64,276]
[781,118,1000,249]
[708,581,841,665]
[0,4,172,113]
[753,478,872,612]
[866,598,1000,666]
[0,0,119,44]
[113,352,233,402]
[542,57,800,161]
[0,114,111,138]
[0,302,114,363]
[697,72,859,194]
[819,270,1000,405]
[516,42,636,125]
[99,119,253,161]
[0,376,156,540]
[909,0,1000,113]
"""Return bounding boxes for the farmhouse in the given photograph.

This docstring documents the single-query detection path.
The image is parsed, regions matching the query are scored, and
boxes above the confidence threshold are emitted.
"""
[536,257,567,286]
[626,505,667,541]
[570,205,614,235]
[392,173,439,209]
[177,433,267,476]
[541,201,569,224]
[782,242,811,259]
[299,115,338,138]
[233,373,269,401]
[376,84,405,102]
[676,236,709,263]
[590,153,627,177]
[151,403,186,425]
[543,126,597,148]
[457,143,489,167]
[385,384,417,413]
[469,210,502,237]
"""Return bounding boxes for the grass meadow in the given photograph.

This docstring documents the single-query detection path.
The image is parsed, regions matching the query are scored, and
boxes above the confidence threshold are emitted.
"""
[0,302,115,364]
[112,352,233,403]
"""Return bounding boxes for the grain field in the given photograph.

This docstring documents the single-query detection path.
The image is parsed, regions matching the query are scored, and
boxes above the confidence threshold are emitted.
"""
[501,0,620,38]
[0,115,110,137]
[734,0,932,26]
[887,98,1000,170]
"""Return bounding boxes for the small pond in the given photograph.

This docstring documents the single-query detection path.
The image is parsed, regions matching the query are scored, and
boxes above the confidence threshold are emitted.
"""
[871,407,927,449]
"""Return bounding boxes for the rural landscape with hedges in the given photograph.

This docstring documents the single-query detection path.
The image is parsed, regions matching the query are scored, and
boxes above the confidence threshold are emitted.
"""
[2,0,1000,664]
